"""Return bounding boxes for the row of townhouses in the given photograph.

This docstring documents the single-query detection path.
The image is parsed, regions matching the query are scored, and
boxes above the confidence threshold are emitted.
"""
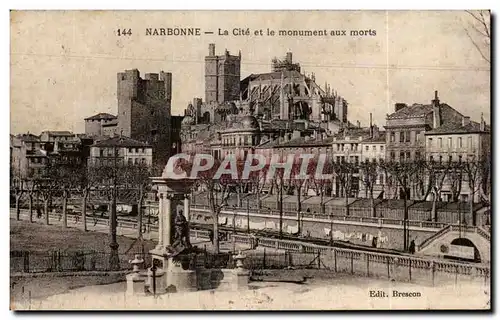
[11,44,491,209]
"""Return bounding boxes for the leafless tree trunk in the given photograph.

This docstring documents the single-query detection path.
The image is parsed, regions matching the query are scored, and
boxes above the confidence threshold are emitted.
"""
[464,10,491,63]
[137,186,144,239]
[82,190,88,232]
[44,197,50,225]
[62,189,68,228]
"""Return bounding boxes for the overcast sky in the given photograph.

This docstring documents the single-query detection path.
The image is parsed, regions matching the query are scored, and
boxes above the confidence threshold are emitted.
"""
[10,10,490,135]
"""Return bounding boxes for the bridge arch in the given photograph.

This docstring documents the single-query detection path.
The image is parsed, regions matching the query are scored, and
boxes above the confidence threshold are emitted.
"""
[443,237,482,263]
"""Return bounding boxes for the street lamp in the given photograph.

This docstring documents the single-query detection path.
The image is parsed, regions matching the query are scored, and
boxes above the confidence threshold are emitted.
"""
[108,144,120,271]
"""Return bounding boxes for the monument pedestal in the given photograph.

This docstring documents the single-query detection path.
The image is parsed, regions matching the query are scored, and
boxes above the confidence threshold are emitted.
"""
[146,266,167,294]
[166,257,198,292]
[126,272,147,296]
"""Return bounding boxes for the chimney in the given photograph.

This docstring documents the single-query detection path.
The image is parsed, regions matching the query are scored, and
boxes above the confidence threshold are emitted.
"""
[394,103,407,112]
[369,113,373,138]
[432,90,441,129]
[462,116,470,127]
[208,43,215,56]
[480,113,485,131]
[357,120,361,128]
[286,52,292,64]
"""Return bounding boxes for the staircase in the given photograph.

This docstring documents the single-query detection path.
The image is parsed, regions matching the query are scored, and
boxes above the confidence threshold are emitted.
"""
[417,225,452,251]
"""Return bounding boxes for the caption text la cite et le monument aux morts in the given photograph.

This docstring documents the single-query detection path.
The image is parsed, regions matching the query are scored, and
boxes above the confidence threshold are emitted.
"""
[115,27,377,37]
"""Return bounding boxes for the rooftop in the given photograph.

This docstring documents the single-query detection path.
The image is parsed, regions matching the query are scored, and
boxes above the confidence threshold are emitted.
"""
[41,130,75,136]
[361,131,386,143]
[387,104,433,119]
[84,112,117,121]
[101,119,119,127]
[92,136,151,148]
[426,121,490,135]
[16,133,40,142]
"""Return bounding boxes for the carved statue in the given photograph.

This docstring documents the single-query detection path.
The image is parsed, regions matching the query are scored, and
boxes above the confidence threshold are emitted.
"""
[186,103,195,117]
[172,209,191,250]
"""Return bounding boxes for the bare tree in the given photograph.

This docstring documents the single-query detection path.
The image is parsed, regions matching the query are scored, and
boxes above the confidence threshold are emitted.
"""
[448,161,464,203]
[359,159,379,217]
[380,160,420,251]
[178,156,233,253]
[11,176,25,221]
[479,154,491,205]
[37,164,60,225]
[462,155,486,226]
[464,10,491,63]
[332,160,357,216]
[425,159,451,222]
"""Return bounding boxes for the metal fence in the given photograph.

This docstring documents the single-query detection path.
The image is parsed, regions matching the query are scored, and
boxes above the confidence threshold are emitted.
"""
[10,250,152,273]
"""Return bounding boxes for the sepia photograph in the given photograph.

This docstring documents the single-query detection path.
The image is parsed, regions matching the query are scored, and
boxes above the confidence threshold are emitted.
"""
[9,9,491,310]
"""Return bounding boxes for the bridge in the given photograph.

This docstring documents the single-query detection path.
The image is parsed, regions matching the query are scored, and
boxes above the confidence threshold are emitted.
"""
[187,204,491,263]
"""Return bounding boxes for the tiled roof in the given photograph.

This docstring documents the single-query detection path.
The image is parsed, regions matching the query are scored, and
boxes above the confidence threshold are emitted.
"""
[93,136,151,148]
[42,130,74,136]
[361,131,386,143]
[84,112,117,121]
[102,119,118,127]
[26,149,47,157]
[242,70,303,82]
[387,104,433,119]
[333,128,371,140]
[426,121,490,134]
[17,133,40,142]
[273,136,333,148]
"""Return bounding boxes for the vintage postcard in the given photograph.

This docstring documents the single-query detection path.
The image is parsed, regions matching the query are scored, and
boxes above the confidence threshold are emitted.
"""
[10,10,491,310]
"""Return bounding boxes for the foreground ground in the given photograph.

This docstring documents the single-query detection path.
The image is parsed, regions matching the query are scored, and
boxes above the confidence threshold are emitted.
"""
[13,276,490,310]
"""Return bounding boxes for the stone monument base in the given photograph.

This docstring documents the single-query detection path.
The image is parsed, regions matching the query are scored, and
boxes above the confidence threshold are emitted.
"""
[126,272,147,296]
[165,257,198,292]
[146,267,166,295]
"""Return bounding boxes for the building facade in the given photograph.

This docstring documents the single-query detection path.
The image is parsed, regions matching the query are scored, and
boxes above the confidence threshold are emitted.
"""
[84,113,117,136]
[117,69,172,167]
[89,136,153,167]
[205,43,241,105]
[425,115,491,203]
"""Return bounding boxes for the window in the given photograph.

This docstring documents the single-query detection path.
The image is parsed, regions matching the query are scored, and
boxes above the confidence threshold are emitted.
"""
[365,146,369,151]
[438,138,442,148]
[355,156,359,164]
[372,146,376,151]
[448,137,452,148]
[379,175,384,184]
[390,151,395,160]
[100,149,104,157]
[458,155,462,163]
[467,136,472,149]
[458,137,463,148]
[406,131,411,142]
[135,148,139,153]
[141,158,146,164]
[416,151,421,159]
[439,156,443,163]
[400,152,405,161]
[380,145,384,151]
[129,148,133,153]
[128,158,133,165]
[400,132,405,143]
[390,132,395,142]
[428,138,433,146]
[406,152,411,160]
